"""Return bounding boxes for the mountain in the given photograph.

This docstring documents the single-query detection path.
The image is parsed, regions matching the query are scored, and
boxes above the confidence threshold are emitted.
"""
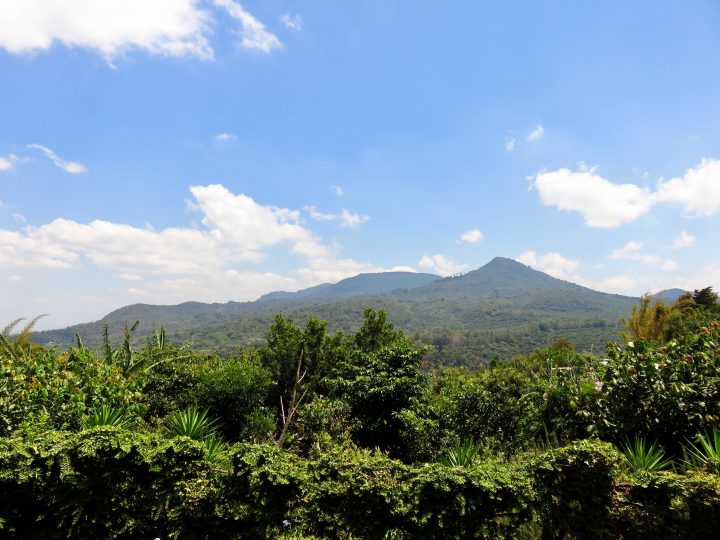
[258,271,440,301]
[35,257,640,367]
[652,288,688,303]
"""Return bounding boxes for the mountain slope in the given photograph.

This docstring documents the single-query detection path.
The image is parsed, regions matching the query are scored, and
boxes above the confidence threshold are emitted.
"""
[258,271,440,301]
[36,257,639,366]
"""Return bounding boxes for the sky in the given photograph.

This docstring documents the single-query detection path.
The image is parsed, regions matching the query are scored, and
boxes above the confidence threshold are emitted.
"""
[1,1,720,330]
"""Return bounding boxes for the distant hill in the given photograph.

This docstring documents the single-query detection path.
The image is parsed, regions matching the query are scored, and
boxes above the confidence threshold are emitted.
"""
[36,257,640,367]
[652,288,688,303]
[258,271,440,301]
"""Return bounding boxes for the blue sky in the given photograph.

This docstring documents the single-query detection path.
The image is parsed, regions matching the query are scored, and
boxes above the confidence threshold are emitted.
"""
[1,1,720,329]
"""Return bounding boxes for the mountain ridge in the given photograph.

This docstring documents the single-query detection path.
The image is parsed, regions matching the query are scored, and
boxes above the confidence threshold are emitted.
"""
[35,257,640,366]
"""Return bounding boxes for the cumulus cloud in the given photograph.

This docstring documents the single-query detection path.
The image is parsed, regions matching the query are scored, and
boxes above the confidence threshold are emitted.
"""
[655,159,720,216]
[214,0,282,53]
[0,184,391,308]
[0,0,283,63]
[534,158,720,228]
[532,165,654,227]
[527,124,544,141]
[661,259,678,271]
[418,254,467,276]
[214,132,236,142]
[458,229,484,244]
[516,251,580,281]
[668,231,696,249]
[331,185,344,197]
[0,0,213,61]
[28,144,87,174]
[7,275,22,283]
[280,13,302,31]
[505,137,517,153]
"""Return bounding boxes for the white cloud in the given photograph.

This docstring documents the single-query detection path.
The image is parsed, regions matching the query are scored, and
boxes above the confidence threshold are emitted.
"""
[0,184,330,274]
[0,154,19,171]
[389,265,417,273]
[280,13,302,31]
[12,213,27,223]
[28,144,87,174]
[213,0,282,53]
[610,241,666,265]
[304,206,370,228]
[190,184,327,259]
[115,273,143,281]
[516,251,580,281]
[331,185,344,197]
[534,158,720,228]
[339,209,369,228]
[593,274,638,295]
[655,159,720,216]
[505,137,517,153]
[418,254,467,276]
[609,241,643,260]
[458,229,484,244]
[661,259,678,271]
[668,231,696,249]
[305,206,336,222]
[214,132,236,142]
[7,275,22,283]
[532,165,654,227]
[527,124,544,141]
[0,0,213,61]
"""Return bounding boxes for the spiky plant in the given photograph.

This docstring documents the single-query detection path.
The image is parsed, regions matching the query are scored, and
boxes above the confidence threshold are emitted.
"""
[684,428,720,474]
[204,434,227,462]
[83,405,128,429]
[440,438,483,468]
[166,406,219,441]
[620,437,673,471]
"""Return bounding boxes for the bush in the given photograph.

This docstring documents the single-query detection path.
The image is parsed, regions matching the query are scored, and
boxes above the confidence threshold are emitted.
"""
[591,323,720,454]
[189,355,274,441]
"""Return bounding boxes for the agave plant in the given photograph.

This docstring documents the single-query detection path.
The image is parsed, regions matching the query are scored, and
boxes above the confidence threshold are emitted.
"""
[620,437,673,471]
[166,406,220,441]
[204,434,227,462]
[82,405,128,429]
[684,428,720,474]
[440,438,482,468]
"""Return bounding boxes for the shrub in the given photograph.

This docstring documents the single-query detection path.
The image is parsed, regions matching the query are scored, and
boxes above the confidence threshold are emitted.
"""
[189,355,274,442]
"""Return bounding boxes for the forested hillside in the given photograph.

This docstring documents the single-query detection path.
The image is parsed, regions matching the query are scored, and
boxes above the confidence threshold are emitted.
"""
[36,258,638,366]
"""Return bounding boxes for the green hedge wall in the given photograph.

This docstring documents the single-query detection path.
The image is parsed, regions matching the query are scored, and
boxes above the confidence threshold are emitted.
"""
[0,429,718,539]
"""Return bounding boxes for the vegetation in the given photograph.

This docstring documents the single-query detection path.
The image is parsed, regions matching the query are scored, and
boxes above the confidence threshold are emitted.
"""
[1,289,720,537]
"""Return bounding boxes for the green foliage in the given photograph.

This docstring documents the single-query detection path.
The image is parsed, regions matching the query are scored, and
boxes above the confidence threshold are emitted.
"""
[165,406,219,441]
[620,437,673,471]
[590,322,720,454]
[82,405,128,429]
[327,342,428,459]
[3,306,720,537]
[189,354,274,441]
[435,367,542,453]
[440,438,482,468]
[685,427,720,474]
[0,346,141,434]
